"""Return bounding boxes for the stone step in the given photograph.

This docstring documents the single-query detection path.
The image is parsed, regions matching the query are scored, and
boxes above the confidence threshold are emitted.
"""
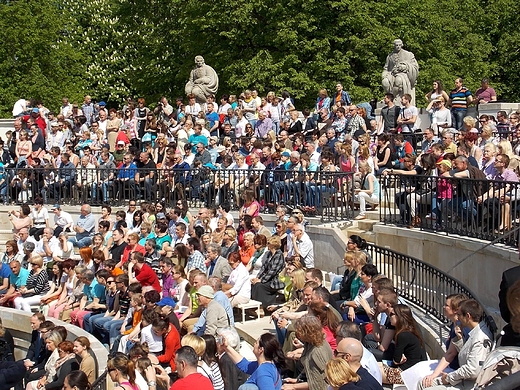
[345,227,376,243]
[356,219,378,231]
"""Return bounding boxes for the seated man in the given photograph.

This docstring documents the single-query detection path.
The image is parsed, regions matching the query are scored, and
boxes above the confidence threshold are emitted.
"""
[114,153,137,200]
[419,299,493,390]
[478,153,518,233]
[223,252,251,307]
[68,204,96,248]
[192,277,234,335]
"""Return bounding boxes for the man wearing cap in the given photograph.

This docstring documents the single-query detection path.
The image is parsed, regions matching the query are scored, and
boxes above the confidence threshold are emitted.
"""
[195,285,230,336]
[46,121,64,151]
[192,277,234,336]
[113,141,126,165]
[51,204,73,237]
[135,151,157,201]
[68,204,96,248]
[156,297,181,334]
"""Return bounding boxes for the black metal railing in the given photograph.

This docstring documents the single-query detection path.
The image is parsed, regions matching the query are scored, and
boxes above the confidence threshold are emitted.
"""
[2,166,355,221]
[366,243,498,336]
[92,371,107,390]
[380,173,520,247]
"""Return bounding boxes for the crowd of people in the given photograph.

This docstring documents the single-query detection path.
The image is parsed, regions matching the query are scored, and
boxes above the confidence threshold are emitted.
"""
[0,195,519,390]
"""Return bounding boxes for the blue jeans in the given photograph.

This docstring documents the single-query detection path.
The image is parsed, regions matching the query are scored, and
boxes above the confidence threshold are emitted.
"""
[68,236,92,248]
[103,319,125,346]
[451,110,467,131]
[84,312,106,334]
[92,316,115,343]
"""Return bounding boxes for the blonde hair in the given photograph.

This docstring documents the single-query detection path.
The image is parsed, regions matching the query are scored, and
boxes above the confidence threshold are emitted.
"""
[325,358,360,388]
[498,140,514,157]
[181,334,206,356]
[463,116,476,128]
[291,268,306,290]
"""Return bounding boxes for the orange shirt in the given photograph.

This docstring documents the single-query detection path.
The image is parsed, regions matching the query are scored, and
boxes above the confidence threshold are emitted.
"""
[240,245,256,266]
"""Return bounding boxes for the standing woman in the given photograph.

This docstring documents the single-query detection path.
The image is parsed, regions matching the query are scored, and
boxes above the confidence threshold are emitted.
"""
[374,134,393,175]
[314,89,331,119]
[121,107,137,147]
[15,130,32,166]
[379,304,426,385]
[425,80,449,103]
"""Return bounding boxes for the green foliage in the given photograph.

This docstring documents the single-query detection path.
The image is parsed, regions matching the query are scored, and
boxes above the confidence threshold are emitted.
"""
[0,0,518,117]
[0,1,86,115]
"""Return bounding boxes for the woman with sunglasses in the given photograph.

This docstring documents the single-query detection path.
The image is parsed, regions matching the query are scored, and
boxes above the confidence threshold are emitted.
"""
[13,255,50,312]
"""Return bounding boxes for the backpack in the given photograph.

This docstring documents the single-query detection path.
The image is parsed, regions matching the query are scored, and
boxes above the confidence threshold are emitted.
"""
[474,347,520,389]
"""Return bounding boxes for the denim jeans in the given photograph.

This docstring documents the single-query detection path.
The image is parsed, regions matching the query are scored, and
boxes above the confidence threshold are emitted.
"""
[451,110,467,131]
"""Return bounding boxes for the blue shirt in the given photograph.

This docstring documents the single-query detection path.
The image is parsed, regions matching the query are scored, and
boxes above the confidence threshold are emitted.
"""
[117,162,137,180]
[10,267,29,289]
[83,279,106,304]
[0,263,12,283]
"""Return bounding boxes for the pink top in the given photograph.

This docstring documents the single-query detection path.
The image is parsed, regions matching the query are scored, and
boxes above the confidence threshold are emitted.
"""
[437,178,452,199]
[324,325,337,352]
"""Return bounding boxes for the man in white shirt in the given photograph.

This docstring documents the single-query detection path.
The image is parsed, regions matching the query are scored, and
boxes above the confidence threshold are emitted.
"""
[289,223,314,268]
[52,204,73,237]
[397,93,418,134]
[35,228,60,266]
[13,99,29,117]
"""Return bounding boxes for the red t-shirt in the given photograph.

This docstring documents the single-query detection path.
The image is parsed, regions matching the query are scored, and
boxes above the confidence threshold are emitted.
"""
[135,263,161,293]
[122,244,146,264]
[170,373,213,390]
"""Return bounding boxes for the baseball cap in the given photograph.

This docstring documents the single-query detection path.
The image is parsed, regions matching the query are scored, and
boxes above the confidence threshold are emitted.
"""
[156,297,176,307]
[156,213,166,219]
[98,101,106,107]
[51,204,61,210]
[31,108,39,113]
[117,141,125,146]
[196,285,214,299]
[437,160,452,169]
[281,151,291,157]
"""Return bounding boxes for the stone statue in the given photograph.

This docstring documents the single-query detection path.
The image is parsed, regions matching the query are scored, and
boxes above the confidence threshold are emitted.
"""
[382,39,419,104]
[185,55,219,103]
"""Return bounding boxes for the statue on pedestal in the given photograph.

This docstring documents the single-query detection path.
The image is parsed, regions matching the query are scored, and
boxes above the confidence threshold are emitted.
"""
[382,39,419,104]
[185,55,219,104]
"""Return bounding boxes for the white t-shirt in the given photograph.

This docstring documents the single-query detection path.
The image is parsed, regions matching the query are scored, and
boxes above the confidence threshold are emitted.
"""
[13,99,27,116]
[400,105,418,133]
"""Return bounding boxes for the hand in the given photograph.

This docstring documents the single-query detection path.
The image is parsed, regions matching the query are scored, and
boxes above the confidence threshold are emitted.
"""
[277,318,288,329]
[282,378,297,384]
[120,327,125,335]
[144,365,156,383]
[422,375,435,388]
[398,354,407,364]
[348,307,355,321]
[293,338,303,349]
[441,373,449,385]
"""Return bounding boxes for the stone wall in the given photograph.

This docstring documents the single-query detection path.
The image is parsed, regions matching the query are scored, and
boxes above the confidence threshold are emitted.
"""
[0,308,109,378]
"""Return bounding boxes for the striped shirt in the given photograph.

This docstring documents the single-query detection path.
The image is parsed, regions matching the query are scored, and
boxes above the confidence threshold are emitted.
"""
[449,87,472,111]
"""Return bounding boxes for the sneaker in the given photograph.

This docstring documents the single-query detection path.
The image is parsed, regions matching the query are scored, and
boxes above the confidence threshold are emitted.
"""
[425,213,436,220]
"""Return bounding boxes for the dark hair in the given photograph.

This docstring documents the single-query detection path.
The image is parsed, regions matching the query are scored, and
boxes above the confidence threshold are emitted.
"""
[242,215,253,230]
[98,220,110,230]
[201,335,218,366]
[175,346,199,368]
[65,371,92,390]
[459,299,483,322]
[187,237,201,251]
[361,264,378,279]
[144,290,161,304]
[308,301,339,337]
[258,333,286,371]
[349,234,367,250]
[336,321,362,341]
[393,304,423,346]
